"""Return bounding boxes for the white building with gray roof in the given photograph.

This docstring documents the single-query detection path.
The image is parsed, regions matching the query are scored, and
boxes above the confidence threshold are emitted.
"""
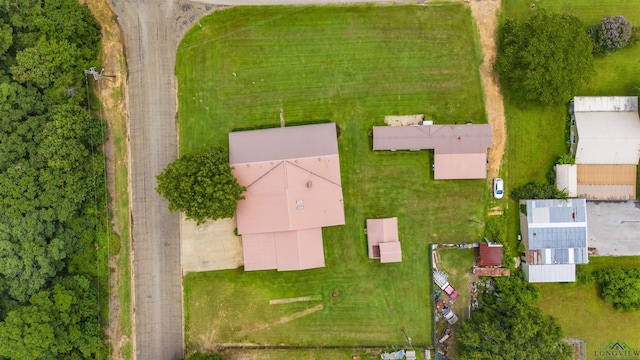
[567,96,640,200]
[519,199,588,283]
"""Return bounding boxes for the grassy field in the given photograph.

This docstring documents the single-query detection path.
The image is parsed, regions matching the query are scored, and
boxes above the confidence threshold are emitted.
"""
[178,4,487,350]
[501,2,640,358]
[536,257,640,359]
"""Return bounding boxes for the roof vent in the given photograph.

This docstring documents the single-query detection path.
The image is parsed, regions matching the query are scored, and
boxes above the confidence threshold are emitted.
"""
[307,181,312,188]
[297,205,304,210]
[296,199,304,205]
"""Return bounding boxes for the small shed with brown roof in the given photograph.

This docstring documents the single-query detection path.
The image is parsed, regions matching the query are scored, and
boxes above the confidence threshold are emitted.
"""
[229,123,345,272]
[479,243,503,267]
[366,217,402,263]
[372,123,492,179]
[472,267,510,277]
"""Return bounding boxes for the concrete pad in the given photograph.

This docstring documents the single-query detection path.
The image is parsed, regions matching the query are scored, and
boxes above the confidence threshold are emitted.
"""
[181,215,244,274]
[587,201,640,256]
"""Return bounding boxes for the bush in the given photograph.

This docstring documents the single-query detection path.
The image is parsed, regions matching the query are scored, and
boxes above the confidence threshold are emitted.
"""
[510,182,568,201]
[556,154,575,165]
[484,216,506,244]
[595,268,640,311]
[484,215,514,268]
[589,16,633,54]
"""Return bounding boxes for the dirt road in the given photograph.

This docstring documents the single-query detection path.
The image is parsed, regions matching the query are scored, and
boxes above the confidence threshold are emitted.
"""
[467,0,506,181]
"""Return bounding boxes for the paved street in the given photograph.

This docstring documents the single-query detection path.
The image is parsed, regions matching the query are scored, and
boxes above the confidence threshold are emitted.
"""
[110,1,183,359]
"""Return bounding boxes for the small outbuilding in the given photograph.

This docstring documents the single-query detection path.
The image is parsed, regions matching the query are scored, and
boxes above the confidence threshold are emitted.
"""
[372,122,492,180]
[472,267,510,277]
[479,243,503,267]
[555,164,578,198]
[366,217,402,263]
[519,198,588,283]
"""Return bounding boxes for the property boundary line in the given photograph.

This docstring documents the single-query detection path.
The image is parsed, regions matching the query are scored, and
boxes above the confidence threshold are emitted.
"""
[216,345,429,350]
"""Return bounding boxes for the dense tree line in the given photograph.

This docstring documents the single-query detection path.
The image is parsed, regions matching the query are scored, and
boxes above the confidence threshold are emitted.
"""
[456,276,571,360]
[0,0,106,358]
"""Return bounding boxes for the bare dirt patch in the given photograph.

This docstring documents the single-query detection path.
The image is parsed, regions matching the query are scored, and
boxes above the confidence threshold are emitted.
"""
[269,295,323,305]
[85,0,130,358]
[465,0,506,182]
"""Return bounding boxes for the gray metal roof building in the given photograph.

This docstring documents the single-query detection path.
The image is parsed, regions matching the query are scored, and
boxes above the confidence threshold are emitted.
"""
[520,199,589,282]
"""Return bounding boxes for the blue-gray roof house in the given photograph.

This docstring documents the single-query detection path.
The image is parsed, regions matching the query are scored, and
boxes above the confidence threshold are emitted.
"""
[519,199,588,283]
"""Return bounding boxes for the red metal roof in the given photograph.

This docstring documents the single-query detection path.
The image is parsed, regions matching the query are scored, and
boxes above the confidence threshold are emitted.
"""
[372,124,492,179]
[242,228,325,271]
[434,153,487,180]
[379,242,402,263]
[366,218,402,263]
[472,266,510,277]
[479,243,503,266]
[229,123,345,272]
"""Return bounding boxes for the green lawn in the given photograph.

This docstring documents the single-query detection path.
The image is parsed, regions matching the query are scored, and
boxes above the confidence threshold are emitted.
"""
[536,257,640,360]
[501,2,640,357]
[178,4,487,350]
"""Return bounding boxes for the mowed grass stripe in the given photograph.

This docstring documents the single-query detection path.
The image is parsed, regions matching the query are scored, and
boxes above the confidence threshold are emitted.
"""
[177,5,485,153]
[178,4,486,349]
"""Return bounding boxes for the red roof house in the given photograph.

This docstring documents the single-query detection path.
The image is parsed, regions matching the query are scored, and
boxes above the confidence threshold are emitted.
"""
[229,123,345,271]
[372,123,492,179]
[366,217,402,263]
[479,243,503,267]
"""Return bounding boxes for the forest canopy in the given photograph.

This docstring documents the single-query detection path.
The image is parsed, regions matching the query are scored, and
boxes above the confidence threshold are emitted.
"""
[0,0,107,358]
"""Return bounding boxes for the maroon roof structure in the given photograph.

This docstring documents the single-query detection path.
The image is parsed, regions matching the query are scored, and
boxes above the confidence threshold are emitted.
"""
[372,123,492,179]
[229,123,345,272]
[479,243,504,267]
[366,217,402,263]
[472,266,510,277]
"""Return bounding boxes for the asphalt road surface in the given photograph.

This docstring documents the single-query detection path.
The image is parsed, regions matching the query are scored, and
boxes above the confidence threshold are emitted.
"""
[110,0,413,359]
[110,1,183,359]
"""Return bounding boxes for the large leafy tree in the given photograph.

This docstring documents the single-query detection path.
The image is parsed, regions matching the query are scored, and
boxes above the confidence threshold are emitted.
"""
[595,268,640,311]
[457,276,571,360]
[495,11,595,104]
[156,147,246,224]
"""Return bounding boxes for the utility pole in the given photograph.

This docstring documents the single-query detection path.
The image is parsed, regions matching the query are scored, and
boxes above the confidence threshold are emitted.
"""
[83,67,115,81]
